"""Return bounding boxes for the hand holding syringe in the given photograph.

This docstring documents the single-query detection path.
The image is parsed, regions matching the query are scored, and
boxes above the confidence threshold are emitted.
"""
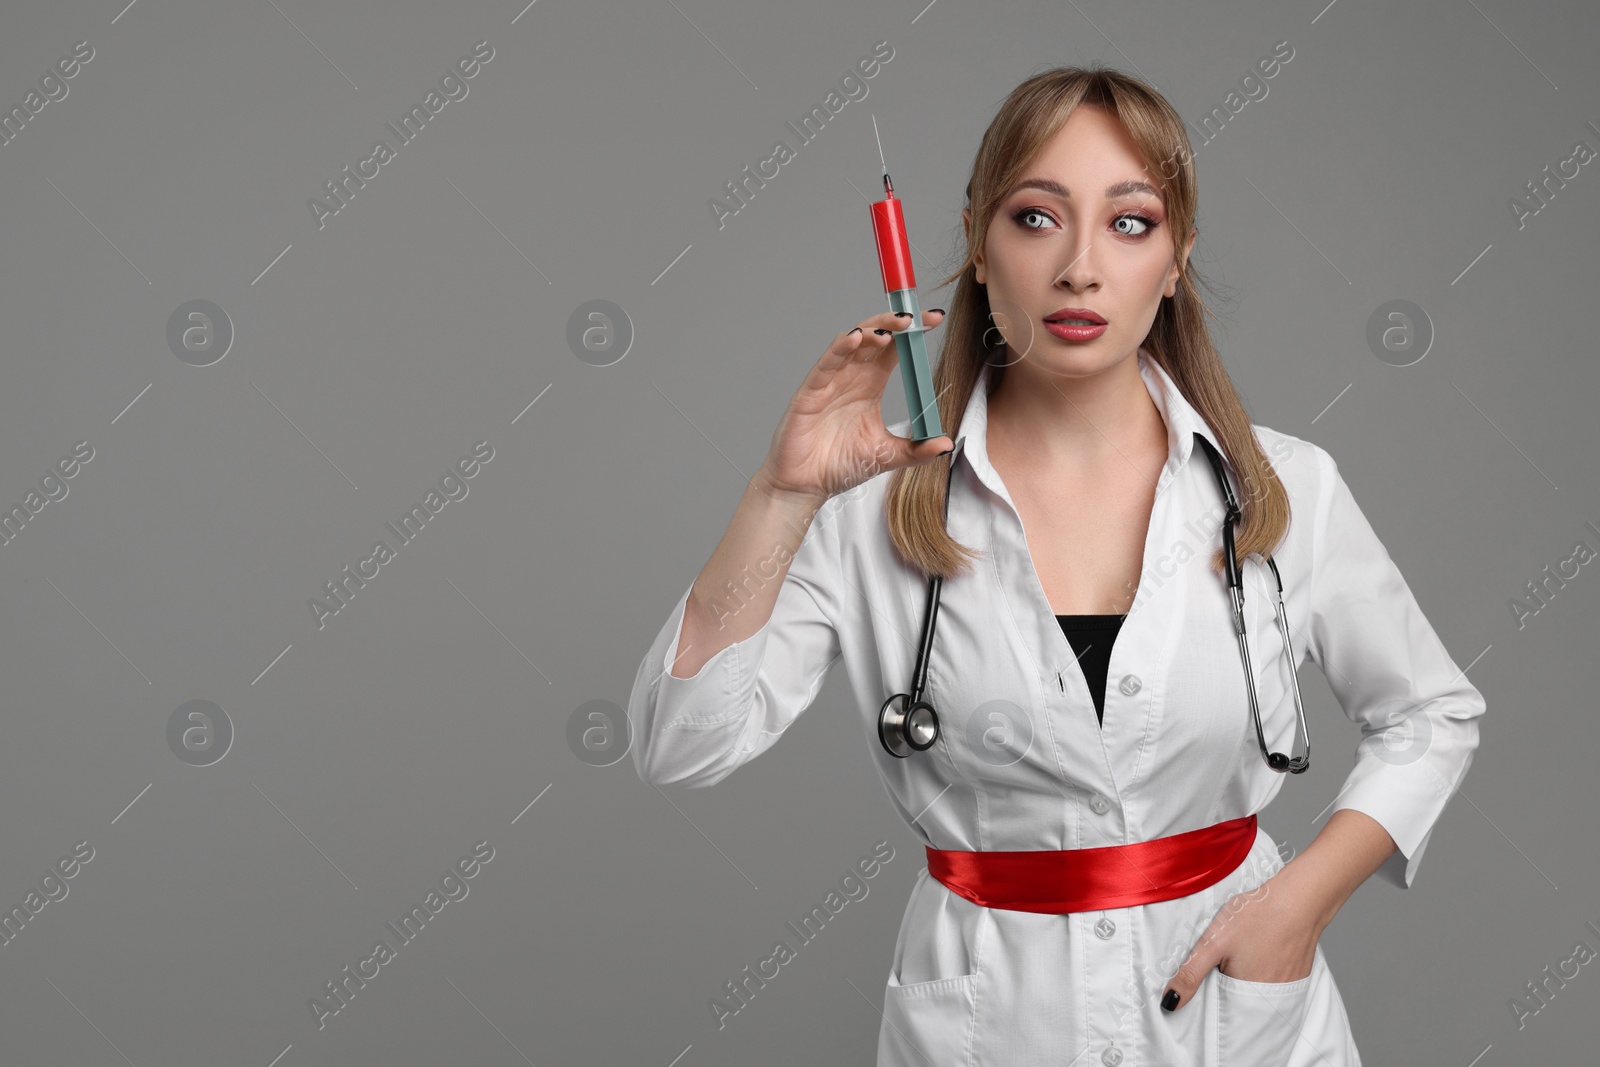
[748,128,953,509]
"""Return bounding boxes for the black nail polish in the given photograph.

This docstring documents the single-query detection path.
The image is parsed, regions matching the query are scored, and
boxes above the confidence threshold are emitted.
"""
[893,312,912,318]
[938,448,954,456]
[1161,989,1180,1012]
[848,327,862,334]
[873,328,891,335]
[929,308,945,315]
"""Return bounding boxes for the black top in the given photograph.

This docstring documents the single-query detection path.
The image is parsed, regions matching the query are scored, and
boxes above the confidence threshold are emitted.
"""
[1055,614,1126,726]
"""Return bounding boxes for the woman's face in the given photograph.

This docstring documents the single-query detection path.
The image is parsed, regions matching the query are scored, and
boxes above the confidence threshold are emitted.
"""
[965,105,1195,374]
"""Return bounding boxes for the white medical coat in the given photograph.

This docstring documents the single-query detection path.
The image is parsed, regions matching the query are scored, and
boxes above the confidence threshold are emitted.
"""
[627,349,1485,1066]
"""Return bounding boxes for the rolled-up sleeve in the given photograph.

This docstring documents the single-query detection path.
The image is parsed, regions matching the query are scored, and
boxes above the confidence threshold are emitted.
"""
[1304,447,1485,888]
[626,493,846,788]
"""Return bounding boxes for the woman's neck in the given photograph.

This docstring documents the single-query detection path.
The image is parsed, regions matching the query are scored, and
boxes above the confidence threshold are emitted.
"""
[987,352,1166,471]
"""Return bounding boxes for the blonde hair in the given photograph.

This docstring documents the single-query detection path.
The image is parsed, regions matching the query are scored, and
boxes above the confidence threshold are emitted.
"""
[885,65,1290,579]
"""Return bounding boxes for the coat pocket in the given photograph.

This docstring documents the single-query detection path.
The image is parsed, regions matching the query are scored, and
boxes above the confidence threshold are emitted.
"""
[877,970,978,1067]
[1214,967,1314,1067]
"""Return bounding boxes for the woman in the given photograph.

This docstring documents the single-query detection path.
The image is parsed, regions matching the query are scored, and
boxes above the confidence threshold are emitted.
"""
[627,66,1484,1066]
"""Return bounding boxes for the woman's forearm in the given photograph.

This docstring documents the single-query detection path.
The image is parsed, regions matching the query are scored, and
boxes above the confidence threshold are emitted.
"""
[1274,808,1399,930]
[669,472,828,679]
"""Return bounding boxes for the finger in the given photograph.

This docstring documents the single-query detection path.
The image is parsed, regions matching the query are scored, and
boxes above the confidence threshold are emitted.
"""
[832,309,948,373]
[857,324,901,362]
[818,324,890,375]
[886,431,955,469]
[857,308,940,358]
[855,308,948,332]
[1162,920,1229,1012]
[814,328,896,390]
[912,433,956,461]
[823,311,921,366]
[823,326,869,365]
[853,309,920,334]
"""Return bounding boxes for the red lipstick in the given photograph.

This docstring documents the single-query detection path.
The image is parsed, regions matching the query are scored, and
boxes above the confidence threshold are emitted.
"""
[1043,306,1108,342]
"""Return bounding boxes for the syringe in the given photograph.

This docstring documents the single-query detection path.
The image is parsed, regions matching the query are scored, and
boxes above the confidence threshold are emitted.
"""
[868,171,944,443]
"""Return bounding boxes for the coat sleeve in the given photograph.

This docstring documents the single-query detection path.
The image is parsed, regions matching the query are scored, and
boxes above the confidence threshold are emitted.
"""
[1304,446,1485,889]
[626,492,847,788]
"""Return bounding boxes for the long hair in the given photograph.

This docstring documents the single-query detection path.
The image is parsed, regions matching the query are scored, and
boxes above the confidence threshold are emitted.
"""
[884,65,1291,579]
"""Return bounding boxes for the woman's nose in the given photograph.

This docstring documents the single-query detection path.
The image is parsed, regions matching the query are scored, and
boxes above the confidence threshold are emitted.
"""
[1053,244,1100,290]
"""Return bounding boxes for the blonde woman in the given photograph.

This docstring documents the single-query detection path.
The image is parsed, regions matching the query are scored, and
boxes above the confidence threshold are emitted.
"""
[628,66,1484,1066]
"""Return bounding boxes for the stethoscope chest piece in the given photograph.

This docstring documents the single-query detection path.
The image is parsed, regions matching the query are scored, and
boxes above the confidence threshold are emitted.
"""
[878,692,940,758]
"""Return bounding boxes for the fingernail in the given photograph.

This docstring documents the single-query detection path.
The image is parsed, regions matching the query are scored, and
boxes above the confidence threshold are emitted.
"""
[929,308,945,315]
[848,327,862,334]
[1161,989,1180,1012]
[893,312,912,318]
[938,448,954,456]
[873,328,891,335]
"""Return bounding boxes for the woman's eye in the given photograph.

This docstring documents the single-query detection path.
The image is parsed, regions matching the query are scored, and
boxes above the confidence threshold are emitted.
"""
[1013,207,1054,230]
[1113,213,1157,237]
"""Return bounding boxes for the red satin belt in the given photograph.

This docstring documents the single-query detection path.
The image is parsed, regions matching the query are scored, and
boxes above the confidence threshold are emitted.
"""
[925,814,1257,914]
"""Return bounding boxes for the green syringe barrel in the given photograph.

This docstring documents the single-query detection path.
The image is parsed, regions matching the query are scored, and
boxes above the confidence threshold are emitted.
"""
[886,288,944,442]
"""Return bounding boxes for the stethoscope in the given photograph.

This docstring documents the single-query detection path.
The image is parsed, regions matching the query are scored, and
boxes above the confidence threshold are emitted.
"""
[877,431,1311,775]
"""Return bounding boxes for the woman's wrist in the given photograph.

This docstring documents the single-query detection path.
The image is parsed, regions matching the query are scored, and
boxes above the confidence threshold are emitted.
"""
[751,465,830,514]
[1272,809,1400,932]
[1269,852,1346,934]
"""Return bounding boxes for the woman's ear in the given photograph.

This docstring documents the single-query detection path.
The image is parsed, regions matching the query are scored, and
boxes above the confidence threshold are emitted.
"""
[963,207,987,285]
[1165,226,1197,298]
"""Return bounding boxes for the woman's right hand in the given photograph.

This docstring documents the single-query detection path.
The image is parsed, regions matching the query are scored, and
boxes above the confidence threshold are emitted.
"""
[755,309,954,506]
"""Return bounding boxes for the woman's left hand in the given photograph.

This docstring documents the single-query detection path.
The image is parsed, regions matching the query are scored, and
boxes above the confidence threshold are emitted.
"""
[1159,871,1324,1012]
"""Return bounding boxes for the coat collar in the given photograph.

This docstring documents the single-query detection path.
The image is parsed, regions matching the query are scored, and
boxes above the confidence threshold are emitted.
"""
[948,346,1226,503]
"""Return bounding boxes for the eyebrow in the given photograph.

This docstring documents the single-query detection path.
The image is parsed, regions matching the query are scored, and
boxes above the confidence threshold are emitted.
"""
[1009,177,1162,201]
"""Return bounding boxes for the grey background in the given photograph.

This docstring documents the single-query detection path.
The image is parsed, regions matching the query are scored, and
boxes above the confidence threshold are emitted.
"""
[0,0,1593,1063]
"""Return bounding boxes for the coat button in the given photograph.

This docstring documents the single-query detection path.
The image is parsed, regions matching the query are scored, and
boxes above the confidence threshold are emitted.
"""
[1089,793,1111,815]
[1094,917,1116,939]
[1101,1046,1124,1066]
[1118,674,1142,696]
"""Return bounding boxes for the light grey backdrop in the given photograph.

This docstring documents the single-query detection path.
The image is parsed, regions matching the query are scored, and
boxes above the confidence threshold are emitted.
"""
[0,0,1594,1063]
